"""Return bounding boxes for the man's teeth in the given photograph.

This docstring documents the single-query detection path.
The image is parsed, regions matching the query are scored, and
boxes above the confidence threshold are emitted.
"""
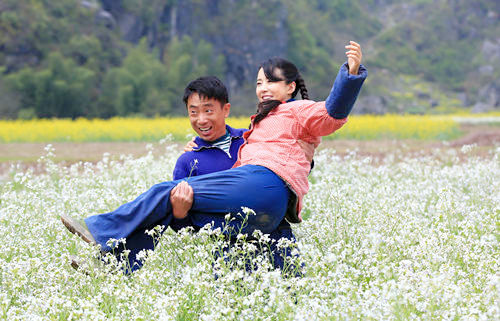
[200,127,211,132]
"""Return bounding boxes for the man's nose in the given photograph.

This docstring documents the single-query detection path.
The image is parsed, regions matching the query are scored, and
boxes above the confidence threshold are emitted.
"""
[198,113,208,123]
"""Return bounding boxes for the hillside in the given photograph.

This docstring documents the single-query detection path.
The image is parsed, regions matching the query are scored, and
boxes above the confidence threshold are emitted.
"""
[0,0,498,118]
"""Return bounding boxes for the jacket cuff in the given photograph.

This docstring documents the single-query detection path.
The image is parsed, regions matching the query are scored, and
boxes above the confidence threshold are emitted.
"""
[325,62,367,119]
[343,62,368,79]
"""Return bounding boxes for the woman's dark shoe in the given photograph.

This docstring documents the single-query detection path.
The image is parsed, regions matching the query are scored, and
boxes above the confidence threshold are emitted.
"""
[60,214,96,245]
[69,255,82,271]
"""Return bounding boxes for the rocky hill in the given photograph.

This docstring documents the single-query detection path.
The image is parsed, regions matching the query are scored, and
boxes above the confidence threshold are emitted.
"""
[0,0,498,118]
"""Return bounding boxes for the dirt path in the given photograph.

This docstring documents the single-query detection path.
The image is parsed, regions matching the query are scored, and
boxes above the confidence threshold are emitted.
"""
[0,142,182,179]
[0,142,173,162]
[319,124,499,158]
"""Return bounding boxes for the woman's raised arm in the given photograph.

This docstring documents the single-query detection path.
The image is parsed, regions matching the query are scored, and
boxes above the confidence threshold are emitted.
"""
[325,41,367,119]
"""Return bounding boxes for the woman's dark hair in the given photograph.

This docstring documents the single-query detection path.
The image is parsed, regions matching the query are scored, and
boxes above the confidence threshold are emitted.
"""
[254,57,309,125]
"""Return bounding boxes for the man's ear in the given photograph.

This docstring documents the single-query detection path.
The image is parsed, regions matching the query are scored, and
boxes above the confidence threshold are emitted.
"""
[223,103,231,118]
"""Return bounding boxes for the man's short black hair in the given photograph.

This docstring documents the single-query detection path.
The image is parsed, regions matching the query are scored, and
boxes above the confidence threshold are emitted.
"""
[183,76,228,106]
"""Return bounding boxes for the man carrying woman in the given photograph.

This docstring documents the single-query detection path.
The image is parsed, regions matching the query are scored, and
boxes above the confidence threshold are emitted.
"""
[61,41,367,274]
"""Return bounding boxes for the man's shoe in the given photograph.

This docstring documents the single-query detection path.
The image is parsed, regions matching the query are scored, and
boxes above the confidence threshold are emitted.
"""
[60,214,96,245]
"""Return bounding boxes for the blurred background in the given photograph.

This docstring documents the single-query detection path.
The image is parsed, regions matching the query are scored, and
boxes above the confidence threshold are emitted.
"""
[0,0,499,119]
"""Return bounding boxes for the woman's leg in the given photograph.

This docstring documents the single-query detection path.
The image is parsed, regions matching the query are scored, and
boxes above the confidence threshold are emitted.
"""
[85,180,179,251]
[85,165,289,252]
[187,165,289,235]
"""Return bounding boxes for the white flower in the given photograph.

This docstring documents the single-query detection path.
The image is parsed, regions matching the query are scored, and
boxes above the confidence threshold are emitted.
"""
[1,143,497,319]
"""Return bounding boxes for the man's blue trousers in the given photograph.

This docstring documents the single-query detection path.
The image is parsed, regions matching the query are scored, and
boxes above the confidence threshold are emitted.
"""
[84,165,290,270]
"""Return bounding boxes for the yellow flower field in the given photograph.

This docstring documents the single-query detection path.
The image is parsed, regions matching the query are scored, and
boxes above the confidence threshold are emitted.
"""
[0,113,495,143]
[334,114,460,140]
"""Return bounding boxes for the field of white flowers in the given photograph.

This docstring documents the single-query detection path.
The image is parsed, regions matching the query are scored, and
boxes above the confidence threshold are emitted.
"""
[0,142,498,320]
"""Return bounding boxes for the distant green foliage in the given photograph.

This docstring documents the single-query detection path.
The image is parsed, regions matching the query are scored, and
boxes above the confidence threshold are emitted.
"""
[369,1,488,92]
[98,41,170,118]
[0,0,498,118]
[97,37,225,118]
[285,0,381,99]
[5,52,95,118]
[0,76,20,119]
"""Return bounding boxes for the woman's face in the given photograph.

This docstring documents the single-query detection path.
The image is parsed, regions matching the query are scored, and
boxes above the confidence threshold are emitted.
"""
[256,68,296,103]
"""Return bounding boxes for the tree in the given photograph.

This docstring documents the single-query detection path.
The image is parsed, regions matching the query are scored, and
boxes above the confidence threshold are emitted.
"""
[98,40,171,117]
[6,52,95,118]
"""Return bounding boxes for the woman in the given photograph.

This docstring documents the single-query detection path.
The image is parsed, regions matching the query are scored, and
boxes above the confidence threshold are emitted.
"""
[61,41,366,269]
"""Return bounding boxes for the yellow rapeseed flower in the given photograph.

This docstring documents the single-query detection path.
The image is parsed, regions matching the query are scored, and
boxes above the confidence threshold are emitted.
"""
[1,113,493,143]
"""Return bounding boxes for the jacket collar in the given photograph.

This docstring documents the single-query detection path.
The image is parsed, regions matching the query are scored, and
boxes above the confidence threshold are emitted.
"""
[193,125,242,151]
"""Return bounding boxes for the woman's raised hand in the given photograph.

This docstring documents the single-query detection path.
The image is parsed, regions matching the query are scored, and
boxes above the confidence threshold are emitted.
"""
[345,41,363,75]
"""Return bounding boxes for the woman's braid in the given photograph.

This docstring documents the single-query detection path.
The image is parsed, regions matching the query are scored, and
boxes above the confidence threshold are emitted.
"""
[295,74,309,100]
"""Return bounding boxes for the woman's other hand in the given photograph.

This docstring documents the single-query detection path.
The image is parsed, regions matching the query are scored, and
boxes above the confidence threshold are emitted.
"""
[183,137,198,152]
[345,41,362,75]
[297,140,315,163]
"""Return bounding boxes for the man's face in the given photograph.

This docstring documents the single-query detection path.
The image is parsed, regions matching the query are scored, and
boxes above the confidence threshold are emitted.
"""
[187,93,230,142]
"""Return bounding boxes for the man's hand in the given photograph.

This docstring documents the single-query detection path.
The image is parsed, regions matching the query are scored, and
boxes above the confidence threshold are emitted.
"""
[170,181,194,219]
[345,41,363,75]
[184,137,198,152]
[297,139,315,163]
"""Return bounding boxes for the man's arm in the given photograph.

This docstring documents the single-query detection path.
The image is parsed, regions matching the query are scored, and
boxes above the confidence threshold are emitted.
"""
[171,154,196,219]
[170,181,193,219]
[173,154,196,180]
[171,154,196,220]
